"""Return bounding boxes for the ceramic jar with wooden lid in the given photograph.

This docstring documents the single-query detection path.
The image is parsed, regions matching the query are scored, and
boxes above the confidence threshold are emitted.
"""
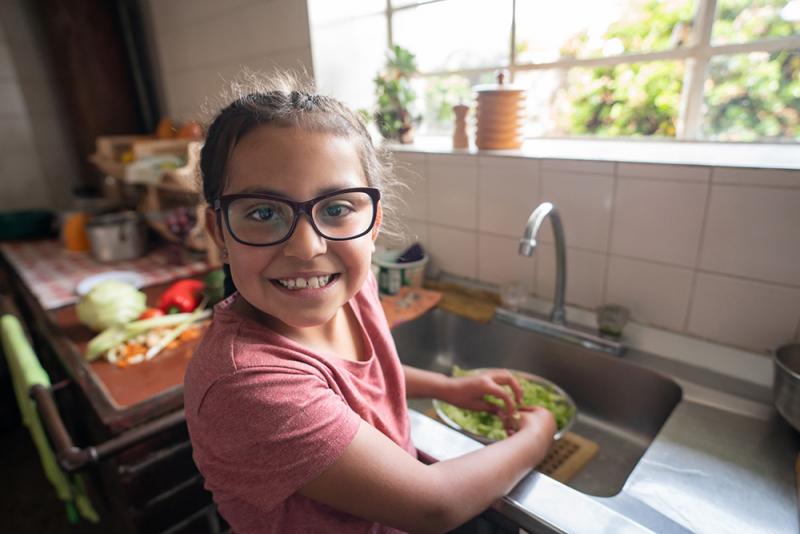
[474,72,526,150]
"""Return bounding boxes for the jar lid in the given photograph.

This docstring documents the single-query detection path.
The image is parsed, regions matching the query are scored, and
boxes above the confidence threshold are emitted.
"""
[474,71,525,93]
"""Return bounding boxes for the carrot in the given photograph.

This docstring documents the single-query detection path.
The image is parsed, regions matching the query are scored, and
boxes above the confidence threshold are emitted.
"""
[124,343,147,357]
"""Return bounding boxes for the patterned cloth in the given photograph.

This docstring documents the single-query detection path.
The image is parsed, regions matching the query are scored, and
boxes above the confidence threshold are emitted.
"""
[0,240,209,310]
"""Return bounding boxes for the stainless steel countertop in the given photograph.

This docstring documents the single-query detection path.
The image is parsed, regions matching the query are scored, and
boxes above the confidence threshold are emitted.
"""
[408,349,800,534]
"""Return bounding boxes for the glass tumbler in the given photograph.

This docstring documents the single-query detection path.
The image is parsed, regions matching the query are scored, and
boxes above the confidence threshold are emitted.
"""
[596,304,630,339]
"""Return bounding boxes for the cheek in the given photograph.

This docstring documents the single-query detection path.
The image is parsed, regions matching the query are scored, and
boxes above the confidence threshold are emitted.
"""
[227,246,274,277]
[336,239,374,276]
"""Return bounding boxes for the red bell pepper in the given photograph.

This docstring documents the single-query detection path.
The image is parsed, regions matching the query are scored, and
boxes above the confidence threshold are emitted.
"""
[138,307,165,320]
[158,279,205,314]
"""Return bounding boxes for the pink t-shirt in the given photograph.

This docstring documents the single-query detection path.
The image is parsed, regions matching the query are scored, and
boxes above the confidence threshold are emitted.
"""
[184,274,416,533]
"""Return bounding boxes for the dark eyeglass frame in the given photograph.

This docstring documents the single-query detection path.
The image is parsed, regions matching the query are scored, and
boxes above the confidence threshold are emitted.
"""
[214,187,381,247]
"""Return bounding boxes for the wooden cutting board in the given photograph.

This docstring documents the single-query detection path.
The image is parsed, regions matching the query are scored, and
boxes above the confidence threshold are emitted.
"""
[87,331,206,408]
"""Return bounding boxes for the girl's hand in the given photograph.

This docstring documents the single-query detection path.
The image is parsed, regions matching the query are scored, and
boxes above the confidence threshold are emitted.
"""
[442,369,524,417]
[514,406,557,443]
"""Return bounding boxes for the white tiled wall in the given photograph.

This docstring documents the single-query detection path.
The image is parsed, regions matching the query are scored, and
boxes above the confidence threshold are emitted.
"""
[145,0,314,122]
[392,150,800,354]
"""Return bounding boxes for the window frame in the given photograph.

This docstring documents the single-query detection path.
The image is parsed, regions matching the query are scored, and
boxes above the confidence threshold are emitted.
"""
[382,0,800,142]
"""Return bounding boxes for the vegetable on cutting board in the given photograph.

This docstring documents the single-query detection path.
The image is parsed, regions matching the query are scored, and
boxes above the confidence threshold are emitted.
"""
[85,309,211,361]
[158,279,205,314]
[76,281,147,332]
[138,308,165,320]
[109,305,210,367]
[203,269,226,305]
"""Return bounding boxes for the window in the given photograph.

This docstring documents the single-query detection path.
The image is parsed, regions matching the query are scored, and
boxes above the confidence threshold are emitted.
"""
[309,0,800,142]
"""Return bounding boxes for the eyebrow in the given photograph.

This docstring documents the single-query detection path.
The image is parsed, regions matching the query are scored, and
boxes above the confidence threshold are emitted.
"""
[228,185,358,199]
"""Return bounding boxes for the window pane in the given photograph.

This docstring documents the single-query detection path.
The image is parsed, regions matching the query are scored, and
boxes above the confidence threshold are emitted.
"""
[393,0,512,72]
[712,0,800,45]
[412,72,496,135]
[701,49,800,141]
[308,0,385,26]
[310,14,388,111]
[515,0,695,64]
[517,60,684,137]
[391,0,429,7]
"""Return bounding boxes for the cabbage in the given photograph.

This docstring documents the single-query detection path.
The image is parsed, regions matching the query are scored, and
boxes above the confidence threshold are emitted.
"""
[76,281,147,332]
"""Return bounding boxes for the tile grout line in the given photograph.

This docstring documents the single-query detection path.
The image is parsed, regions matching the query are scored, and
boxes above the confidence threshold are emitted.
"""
[475,158,482,281]
[533,159,544,295]
[602,163,620,304]
[472,160,479,279]
[682,169,714,333]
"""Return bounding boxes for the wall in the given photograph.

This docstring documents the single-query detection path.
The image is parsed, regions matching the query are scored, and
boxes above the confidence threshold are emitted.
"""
[144,0,314,122]
[0,0,78,211]
[392,151,800,356]
[140,1,799,358]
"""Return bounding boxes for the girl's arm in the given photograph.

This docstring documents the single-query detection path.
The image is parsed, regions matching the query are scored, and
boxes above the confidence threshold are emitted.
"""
[298,407,556,533]
[403,364,523,416]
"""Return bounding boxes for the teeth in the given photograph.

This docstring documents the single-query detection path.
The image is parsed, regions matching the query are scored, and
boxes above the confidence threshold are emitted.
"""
[277,275,332,290]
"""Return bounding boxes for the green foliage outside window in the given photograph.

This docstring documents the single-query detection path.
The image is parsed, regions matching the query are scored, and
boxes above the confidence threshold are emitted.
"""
[563,0,799,141]
[560,0,693,138]
[706,0,799,140]
[561,61,684,137]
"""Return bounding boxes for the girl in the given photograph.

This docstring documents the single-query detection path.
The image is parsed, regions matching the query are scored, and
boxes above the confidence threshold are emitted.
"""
[184,73,556,534]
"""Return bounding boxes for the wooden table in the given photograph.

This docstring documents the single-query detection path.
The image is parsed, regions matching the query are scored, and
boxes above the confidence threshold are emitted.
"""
[0,239,227,534]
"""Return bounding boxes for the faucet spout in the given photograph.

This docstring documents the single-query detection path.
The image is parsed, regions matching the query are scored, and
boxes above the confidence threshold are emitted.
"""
[519,202,567,325]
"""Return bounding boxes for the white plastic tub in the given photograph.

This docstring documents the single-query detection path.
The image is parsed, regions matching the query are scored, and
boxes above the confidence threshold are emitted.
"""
[372,248,429,295]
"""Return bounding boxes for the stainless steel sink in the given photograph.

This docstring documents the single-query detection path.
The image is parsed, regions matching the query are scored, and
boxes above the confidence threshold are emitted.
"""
[392,308,683,497]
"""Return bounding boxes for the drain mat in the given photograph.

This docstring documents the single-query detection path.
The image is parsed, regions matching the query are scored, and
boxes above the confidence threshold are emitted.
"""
[423,408,598,484]
[539,431,598,483]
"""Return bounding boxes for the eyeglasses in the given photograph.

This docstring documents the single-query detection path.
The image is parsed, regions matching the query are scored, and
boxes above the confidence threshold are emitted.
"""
[214,187,380,246]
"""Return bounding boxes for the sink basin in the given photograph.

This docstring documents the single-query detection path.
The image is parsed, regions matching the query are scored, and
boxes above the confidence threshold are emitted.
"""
[392,309,682,497]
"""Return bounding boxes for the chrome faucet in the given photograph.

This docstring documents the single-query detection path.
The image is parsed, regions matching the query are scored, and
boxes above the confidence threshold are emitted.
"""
[519,202,567,325]
[495,200,623,355]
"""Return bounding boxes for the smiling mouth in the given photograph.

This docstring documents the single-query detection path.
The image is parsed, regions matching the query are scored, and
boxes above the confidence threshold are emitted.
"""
[271,273,339,290]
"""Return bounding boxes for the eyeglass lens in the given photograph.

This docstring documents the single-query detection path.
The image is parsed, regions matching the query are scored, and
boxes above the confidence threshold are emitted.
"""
[226,191,375,245]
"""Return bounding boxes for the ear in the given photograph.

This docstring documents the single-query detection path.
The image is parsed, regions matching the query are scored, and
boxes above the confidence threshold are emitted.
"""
[205,207,227,261]
[371,202,383,242]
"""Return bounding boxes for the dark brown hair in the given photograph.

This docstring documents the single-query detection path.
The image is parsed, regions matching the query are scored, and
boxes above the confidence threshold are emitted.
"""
[199,70,403,240]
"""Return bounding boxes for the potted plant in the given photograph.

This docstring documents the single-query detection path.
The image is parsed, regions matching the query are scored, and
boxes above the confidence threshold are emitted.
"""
[373,45,418,144]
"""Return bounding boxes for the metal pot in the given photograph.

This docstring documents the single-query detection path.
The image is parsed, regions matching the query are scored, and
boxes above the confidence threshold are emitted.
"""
[773,342,800,432]
[85,211,148,262]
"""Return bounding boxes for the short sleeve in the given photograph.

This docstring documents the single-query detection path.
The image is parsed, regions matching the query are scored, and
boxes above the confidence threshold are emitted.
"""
[191,367,361,512]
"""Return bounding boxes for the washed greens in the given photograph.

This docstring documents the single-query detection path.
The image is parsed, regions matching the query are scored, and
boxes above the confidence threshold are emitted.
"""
[437,366,575,441]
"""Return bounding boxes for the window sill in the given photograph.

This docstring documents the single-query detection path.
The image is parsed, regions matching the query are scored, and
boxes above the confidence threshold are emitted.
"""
[388,136,800,171]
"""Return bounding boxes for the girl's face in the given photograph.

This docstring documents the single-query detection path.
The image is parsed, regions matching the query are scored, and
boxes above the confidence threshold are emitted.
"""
[208,125,380,330]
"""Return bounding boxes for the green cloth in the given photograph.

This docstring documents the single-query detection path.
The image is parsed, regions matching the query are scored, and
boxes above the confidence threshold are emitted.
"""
[1,314,99,524]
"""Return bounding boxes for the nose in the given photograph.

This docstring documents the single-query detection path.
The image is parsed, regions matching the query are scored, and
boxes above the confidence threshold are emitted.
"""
[282,214,327,260]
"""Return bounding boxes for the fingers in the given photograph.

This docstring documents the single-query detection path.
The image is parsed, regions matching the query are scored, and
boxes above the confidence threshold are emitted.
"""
[497,410,521,434]
[483,369,524,408]
[481,378,517,416]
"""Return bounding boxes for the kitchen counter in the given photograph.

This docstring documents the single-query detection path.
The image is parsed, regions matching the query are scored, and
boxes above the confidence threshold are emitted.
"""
[0,239,220,533]
[408,347,799,533]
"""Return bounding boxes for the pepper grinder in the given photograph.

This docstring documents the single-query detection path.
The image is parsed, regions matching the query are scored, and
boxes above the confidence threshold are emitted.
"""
[452,102,469,149]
